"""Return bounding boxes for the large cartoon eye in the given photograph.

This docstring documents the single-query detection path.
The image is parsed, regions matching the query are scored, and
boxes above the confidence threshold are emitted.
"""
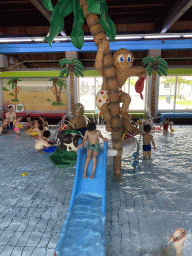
[118,55,124,62]
[127,54,131,62]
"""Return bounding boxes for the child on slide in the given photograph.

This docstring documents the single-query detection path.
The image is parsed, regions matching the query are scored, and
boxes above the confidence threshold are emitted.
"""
[142,124,156,159]
[78,122,108,180]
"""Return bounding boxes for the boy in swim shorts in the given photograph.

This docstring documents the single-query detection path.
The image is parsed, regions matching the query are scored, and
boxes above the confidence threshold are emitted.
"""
[78,122,108,179]
[142,124,156,159]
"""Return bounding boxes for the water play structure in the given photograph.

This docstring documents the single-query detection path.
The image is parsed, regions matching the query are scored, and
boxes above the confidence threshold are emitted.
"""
[54,140,108,256]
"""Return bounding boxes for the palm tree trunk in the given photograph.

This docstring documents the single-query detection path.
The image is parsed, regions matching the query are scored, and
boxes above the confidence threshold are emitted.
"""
[53,78,59,103]
[14,81,17,100]
[79,0,122,176]
[58,86,62,102]
[151,69,156,117]
[70,69,75,108]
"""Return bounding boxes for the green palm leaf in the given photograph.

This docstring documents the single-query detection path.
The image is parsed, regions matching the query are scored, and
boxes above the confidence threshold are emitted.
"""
[56,79,67,89]
[73,62,84,72]
[60,67,70,77]
[157,61,168,70]
[100,2,116,42]
[154,56,161,61]
[43,0,73,46]
[156,69,162,76]
[59,58,70,67]
[70,0,85,50]
[158,59,168,69]
[43,0,54,11]
[145,66,153,74]
[73,59,84,70]
[157,66,167,76]
[73,70,80,77]
[74,67,84,77]
[87,0,116,42]
[141,56,154,67]
[7,78,14,85]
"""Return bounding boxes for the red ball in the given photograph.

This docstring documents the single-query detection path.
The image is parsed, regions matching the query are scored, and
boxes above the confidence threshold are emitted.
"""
[99,99,102,102]
[101,91,104,94]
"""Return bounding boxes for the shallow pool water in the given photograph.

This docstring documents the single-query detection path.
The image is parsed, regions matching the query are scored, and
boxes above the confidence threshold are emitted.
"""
[106,125,192,256]
[0,126,192,256]
[60,194,105,256]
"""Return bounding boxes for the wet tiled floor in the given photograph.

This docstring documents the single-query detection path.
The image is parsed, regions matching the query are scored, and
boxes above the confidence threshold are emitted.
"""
[0,126,192,255]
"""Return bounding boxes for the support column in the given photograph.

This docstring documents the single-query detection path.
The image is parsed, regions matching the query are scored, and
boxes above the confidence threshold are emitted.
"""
[146,49,161,118]
[65,51,78,114]
[0,78,4,117]
[0,54,8,118]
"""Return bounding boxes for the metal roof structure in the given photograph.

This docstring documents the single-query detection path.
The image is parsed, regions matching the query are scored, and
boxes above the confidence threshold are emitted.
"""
[1,0,192,69]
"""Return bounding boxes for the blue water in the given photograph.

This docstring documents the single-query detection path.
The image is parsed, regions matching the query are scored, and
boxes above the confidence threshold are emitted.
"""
[61,194,105,256]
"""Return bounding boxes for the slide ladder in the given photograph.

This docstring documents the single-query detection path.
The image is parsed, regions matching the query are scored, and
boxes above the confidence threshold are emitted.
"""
[54,140,108,256]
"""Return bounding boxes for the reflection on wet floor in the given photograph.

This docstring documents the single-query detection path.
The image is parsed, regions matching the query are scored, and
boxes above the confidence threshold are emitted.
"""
[0,126,192,255]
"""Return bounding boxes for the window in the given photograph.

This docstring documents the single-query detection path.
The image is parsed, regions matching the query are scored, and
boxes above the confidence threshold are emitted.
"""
[78,77,102,111]
[176,76,192,110]
[164,83,171,89]
[158,75,192,111]
[159,76,175,110]
[78,76,146,111]
[123,77,146,111]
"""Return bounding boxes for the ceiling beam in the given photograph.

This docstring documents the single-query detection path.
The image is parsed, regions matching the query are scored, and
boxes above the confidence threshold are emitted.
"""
[155,0,192,33]
[29,0,66,36]
[1,39,192,54]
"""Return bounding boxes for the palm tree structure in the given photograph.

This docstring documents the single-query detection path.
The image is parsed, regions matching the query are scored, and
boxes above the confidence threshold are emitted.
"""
[7,77,22,102]
[49,77,67,104]
[43,0,123,176]
[142,56,168,117]
[59,58,84,109]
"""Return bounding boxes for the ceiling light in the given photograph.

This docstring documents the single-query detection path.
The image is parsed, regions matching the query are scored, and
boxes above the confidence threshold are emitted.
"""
[0,38,33,43]
[144,35,181,39]
[182,34,192,38]
[33,38,44,42]
[53,37,70,41]
[116,35,143,40]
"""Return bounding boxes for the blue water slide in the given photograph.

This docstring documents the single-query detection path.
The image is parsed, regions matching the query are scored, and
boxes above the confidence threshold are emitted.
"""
[54,140,108,256]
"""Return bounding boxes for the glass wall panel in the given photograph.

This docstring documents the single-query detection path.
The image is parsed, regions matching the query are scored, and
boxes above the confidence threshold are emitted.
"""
[79,77,95,111]
[79,76,146,112]
[158,76,175,110]
[129,77,146,111]
[175,76,192,110]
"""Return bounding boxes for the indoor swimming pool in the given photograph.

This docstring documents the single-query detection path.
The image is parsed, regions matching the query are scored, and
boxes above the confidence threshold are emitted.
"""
[0,125,192,256]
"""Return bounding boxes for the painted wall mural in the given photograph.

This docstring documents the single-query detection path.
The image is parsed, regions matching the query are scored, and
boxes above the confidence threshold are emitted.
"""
[3,77,68,112]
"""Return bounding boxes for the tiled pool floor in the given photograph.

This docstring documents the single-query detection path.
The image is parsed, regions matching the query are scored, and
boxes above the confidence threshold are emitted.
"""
[0,126,192,256]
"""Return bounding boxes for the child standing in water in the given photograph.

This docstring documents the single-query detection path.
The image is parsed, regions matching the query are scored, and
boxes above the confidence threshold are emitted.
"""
[161,116,172,133]
[14,115,23,135]
[142,124,156,159]
[78,122,108,179]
